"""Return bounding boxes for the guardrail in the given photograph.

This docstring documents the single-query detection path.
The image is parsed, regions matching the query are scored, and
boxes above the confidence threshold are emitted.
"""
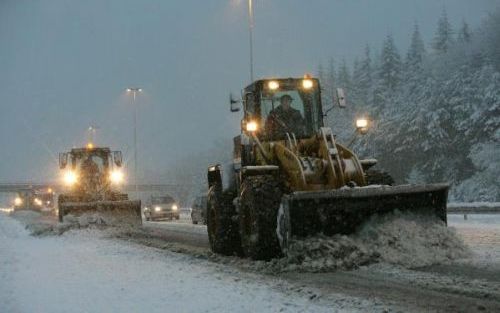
[447,202,500,214]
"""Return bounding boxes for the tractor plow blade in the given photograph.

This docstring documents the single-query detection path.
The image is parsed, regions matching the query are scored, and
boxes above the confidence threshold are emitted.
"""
[277,184,448,254]
[59,200,142,227]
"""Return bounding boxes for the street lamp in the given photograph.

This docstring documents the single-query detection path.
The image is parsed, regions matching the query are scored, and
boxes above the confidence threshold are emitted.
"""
[248,0,254,82]
[126,87,142,197]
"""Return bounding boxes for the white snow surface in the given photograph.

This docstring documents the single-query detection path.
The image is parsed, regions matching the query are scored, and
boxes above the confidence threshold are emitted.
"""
[268,211,470,273]
[0,212,374,313]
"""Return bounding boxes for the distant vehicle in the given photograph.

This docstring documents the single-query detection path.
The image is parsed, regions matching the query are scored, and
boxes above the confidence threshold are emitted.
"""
[13,189,55,212]
[191,195,207,225]
[144,195,179,221]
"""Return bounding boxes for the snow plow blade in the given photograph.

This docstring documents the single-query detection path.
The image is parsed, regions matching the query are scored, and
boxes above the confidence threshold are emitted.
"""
[277,184,448,253]
[58,200,142,227]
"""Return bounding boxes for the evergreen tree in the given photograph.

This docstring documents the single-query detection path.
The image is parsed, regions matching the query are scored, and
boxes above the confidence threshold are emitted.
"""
[433,8,454,53]
[337,59,351,91]
[406,23,426,70]
[354,45,373,106]
[327,57,336,105]
[457,19,472,43]
[379,34,401,91]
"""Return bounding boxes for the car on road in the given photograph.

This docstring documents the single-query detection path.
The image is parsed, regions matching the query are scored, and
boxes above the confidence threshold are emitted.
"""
[144,195,179,221]
[190,195,207,225]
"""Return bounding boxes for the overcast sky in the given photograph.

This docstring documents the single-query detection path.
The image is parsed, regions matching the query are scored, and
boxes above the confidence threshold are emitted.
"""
[0,0,497,182]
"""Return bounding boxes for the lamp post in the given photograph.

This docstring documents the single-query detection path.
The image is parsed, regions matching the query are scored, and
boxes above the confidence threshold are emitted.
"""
[126,87,142,197]
[248,0,254,82]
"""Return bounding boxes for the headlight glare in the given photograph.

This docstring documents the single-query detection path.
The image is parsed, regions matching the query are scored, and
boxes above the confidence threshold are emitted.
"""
[63,171,77,185]
[110,170,124,184]
[14,197,23,206]
[246,121,258,132]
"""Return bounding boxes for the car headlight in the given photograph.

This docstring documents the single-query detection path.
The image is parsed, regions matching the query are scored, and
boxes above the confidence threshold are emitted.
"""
[171,204,178,211]
[63,171,77,186]
[154,206,161,212]
[110,170,124,184]
[34,198,42,206]
[14,197,23,206]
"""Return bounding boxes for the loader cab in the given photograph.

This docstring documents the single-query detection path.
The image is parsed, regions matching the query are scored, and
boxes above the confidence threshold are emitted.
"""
[242,77,323,141]
[59,146,125,188]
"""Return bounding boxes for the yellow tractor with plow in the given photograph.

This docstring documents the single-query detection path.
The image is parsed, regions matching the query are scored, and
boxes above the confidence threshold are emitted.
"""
[58,145,141,226]
[207,77,448,260]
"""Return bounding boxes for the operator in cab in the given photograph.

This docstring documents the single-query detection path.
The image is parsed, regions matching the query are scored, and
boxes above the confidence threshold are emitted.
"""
[265,94,306,138]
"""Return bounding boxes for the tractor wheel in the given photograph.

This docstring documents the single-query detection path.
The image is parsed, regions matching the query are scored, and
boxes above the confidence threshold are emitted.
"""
[365,169,395,186]
[239,175,283,260]
[207,186,241,256]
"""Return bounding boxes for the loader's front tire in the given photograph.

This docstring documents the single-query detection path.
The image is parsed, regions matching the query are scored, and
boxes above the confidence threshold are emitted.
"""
[207,186,241,256]
[239,175,283,260]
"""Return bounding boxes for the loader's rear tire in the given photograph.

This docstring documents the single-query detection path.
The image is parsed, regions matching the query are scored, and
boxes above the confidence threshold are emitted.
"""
[365,169,395,186]
[239,175,283,260]
[207,186,242,256]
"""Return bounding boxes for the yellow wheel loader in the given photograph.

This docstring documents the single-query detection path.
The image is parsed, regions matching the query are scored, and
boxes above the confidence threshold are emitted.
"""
[57,145,141,226]
[207,77,448,260]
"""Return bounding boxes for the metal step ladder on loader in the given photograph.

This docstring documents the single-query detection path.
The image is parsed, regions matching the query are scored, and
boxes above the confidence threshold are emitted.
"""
[207,76,448,260]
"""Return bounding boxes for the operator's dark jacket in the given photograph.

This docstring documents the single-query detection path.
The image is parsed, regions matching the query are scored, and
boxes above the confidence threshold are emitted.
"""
[266,105,305,138]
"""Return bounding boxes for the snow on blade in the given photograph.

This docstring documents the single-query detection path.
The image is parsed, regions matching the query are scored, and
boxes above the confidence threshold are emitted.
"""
[268,211,470,273]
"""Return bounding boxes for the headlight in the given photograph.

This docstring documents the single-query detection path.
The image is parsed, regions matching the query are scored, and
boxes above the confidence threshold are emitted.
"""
[268,80,279,90]
[302,79,314,89]
[63,171,77,186]
[355,118,369,134]
[171,204,178,211]
[154,206,161,212]
[356,118,368,129]
[14,197,22,206]
[34,198,42,206]
[110,170,124,184]
[246,121,258,132]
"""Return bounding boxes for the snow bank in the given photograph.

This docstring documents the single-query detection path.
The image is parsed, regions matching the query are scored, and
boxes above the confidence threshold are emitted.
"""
[263,211,471,273]
[14,211,132,237]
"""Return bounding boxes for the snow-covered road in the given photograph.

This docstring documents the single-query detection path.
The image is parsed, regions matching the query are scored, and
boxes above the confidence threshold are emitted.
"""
[1,211,500,313]
[0,212,378,313]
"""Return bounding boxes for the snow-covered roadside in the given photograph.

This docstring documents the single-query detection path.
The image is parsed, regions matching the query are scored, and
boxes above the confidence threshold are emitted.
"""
[448,214,500,269]
[0,212,386,313]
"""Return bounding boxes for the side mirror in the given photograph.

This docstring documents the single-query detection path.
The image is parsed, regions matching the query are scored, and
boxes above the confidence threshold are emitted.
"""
[336,88,347,108]
[59,153,68,169]
[230,93,241,112]
[113,151,123,167]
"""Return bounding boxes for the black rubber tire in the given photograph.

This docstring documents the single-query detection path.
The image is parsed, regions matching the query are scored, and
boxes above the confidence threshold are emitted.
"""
[239,175,283,260]
[207,186,242,256]
[365,169,395,186]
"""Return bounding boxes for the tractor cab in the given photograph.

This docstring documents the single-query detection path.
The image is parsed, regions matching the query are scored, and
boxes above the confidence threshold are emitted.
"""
[235,77,323,141]
[58,145,124,191]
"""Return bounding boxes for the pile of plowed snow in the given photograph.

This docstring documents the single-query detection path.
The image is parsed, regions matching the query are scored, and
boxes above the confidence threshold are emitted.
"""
[13,211,123,236]
[261,211,471,273]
